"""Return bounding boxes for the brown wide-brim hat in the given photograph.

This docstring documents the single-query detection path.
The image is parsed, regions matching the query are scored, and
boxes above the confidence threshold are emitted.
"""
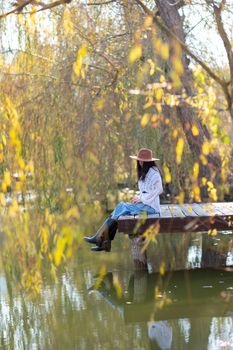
[130,148,160,162]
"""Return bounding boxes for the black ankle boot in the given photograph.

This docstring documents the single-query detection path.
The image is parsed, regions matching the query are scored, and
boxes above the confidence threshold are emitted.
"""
[91,219,118,252]
[91,240,111,252]
[84,217,117,247]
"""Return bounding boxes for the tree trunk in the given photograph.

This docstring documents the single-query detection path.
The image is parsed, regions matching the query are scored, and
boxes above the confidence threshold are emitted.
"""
[201,234,228,268]
[189,318,211,350]
[130,235,148,271]
[154,0,221,178]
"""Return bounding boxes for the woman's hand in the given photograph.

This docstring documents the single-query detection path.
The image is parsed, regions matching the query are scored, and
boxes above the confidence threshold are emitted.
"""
[131,197,142,204]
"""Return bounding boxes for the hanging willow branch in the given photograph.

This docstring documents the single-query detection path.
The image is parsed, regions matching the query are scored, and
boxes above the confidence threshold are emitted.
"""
[0,0,72,18]
[134,0,232,118]
[134,0,229,89]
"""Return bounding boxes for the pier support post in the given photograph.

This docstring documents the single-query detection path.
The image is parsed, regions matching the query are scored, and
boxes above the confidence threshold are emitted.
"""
[201,235,228,268]
[130,235,148,271]
[133,272,148,302]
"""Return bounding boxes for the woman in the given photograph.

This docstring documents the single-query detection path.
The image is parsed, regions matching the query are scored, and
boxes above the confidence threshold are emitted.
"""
[84,148,163,252]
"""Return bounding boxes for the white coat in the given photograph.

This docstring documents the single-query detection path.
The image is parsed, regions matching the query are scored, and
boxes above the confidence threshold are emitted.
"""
[138,167,163,213]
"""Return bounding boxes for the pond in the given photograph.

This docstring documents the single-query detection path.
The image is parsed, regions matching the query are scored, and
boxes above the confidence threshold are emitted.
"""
[0,232,233,349]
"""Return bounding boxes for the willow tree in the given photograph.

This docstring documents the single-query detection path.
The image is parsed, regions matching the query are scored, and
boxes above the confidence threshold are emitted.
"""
[1,0,232,196]
[0,0,232,291]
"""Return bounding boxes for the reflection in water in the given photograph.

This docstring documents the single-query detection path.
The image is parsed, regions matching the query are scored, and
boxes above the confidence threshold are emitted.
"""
[148,321,172,350]
[147,231,233,272]
[0,235,233,349]
[95,269,233,350]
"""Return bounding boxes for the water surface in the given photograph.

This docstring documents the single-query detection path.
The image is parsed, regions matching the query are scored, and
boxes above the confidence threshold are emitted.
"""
[1,233,233,349]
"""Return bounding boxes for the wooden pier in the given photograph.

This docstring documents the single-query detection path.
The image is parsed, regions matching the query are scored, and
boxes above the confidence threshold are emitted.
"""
[117,202,233,270]
[118,202,233,234]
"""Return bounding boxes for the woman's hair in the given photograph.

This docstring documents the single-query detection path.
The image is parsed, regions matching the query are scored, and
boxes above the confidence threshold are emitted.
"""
[137,161,157,181]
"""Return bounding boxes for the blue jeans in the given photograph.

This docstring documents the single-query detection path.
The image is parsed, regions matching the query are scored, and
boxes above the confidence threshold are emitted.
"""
[111,201,157,220]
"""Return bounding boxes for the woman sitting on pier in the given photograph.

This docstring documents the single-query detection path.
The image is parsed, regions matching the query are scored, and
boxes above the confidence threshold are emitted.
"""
[84,148,163,252]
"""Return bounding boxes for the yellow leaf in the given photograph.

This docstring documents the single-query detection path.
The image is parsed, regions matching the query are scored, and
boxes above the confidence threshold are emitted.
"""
[202,141,210,155]
[193,162,199,179]
[154,38,161,52]
[155,88,163,101]
[113,274,123,299]
[63,8,74,36]
[207,181,214,189]
[47,214,54,226]
[147,59,155,75]
[160,43,169,60]
[156,103,162,113]
[4,170,11,187]
[1,134,6,146]
[9,198,19,217]
[65,206,79,219]
[209,188,218,201]
[18,157,25,169]
[201,177,207,186]
[73,46,88,77]
[206,181,218,201]
[177,191,184,204]
[164,164,171,183]
[143,97,153,109]
[192,124,199,136]
[200,154,207,165]
[173,59,183,74]
[176,138,184,164]
[15,181,22,192]
[144,16,153,28]
[160,75,165,83]
[209,228,218,236]
[141,114,150,127]
[0,193,6,206]
[128,45,142,63]
[54,236,66,266]
[1,183,7,193]
[159,262,165,276]
[170,71,182,89]
[94,265,107,289]
[193,185,201,202]
[94,99,105,111]
[79,46,87,58]
[41,227,48,253]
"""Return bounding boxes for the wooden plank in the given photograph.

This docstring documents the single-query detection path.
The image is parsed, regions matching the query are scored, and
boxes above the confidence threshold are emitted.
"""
[223,202,233,208]
[160,205,173,218]
[168,204,186,217]
[212,202,233,215]
[136,213,160,219]
[198,203,223,216]
[192,203,211,217]
[179,204,198,217]
[118,215,135,220]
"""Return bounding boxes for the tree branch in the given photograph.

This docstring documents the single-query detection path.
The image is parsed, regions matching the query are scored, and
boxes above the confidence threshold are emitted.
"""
[1,49,54,63]
[2,72,95,89]
[87,0,117,5]
[134,0,229,90]
[213,2,233,79]
[0,0,33,19]
[134,0,153,16]
[32,0,72,14]
[0,0,71,18]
